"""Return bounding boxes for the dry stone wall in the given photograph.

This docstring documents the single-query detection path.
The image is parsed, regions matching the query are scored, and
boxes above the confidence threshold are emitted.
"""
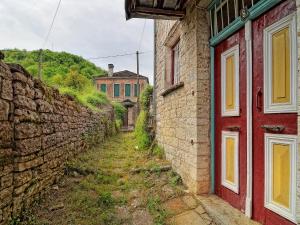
[0,60,115,225]
[0,61,14,225]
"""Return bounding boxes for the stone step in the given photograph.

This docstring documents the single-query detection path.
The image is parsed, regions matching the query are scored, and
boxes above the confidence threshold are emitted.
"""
[196,195,261,225]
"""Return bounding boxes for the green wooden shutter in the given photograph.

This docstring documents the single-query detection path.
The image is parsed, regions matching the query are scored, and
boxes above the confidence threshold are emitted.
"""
[125,84,131,97]
[100,84,107,93]
[134,84,140,97]
[114,84,120,97]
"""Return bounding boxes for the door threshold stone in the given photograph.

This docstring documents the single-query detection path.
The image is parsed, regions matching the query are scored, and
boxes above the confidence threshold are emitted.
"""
[195,195,261,225]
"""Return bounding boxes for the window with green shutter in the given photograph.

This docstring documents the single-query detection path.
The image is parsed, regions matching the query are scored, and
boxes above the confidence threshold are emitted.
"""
[125,84,131,97]
[114,84,120,97]
[134,84,140,97]
[100,84,107,93]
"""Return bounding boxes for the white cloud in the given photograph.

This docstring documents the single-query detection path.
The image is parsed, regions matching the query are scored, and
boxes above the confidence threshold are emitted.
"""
[0,0,154,83]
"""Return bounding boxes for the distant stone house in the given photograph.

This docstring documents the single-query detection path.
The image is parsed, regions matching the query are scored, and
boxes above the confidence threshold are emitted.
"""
[125,0,300,224]
[94,64,149,128]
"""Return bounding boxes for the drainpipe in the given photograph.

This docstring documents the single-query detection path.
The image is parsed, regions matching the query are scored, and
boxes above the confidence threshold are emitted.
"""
[210,46,215,194]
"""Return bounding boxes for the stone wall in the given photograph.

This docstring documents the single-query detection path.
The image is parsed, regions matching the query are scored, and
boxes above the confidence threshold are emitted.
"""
[0,61,14,225]
[154,1,211,194]
[0,61,115,225]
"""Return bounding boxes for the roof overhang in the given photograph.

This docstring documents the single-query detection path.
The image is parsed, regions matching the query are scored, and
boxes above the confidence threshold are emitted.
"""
[122,99,136,107]
[94,76,149,83]
[125,0,189,20]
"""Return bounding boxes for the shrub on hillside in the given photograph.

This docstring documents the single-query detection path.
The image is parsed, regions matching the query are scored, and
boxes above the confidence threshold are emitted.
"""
[134,110,150,149]
[134,85,153,149]
[112,102,126,129]
[139,85,153,110]
[57,72,110,111]
[3,49,105,79]
[62,66,90,91]
[112,102,126,121]
[86,92,110,107]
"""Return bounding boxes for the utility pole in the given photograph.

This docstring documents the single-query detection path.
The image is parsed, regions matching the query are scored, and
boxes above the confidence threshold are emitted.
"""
[38,49,43,80]
[136,50,140,113]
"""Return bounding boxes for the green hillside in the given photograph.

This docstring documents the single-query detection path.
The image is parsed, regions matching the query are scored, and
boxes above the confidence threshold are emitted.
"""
[3,49,105,80]
[2,49,125,122]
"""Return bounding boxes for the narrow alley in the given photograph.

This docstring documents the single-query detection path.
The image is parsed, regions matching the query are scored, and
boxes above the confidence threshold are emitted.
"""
[14,133,214,225]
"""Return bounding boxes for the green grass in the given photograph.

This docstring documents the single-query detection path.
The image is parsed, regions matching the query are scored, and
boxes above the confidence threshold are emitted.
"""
[168,171,183,188]
[147,196,168,225]
[134,110,150,149]
[16,133,177,225]
[152,145,165,159]
[3,49,105,80]
[134,84,153,150]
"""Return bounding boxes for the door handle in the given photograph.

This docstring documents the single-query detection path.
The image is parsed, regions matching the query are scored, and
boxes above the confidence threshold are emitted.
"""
[224,126,240,131]
[256,87,262,111]
[261,125,285,133]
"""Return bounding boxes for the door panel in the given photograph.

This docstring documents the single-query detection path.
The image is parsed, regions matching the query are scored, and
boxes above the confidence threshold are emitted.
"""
[252,1,297,224]
[215,28,247,211]
[272,143,290,208]
[226,56,235,110]
[272,27,290,104]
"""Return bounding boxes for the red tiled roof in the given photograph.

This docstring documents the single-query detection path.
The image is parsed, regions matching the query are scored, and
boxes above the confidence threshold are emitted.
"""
[94,70,149,82]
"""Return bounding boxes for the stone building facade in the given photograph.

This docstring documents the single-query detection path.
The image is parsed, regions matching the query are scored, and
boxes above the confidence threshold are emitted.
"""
[154,3,211,194]
[94,64,149,128]
[0,60,115,225]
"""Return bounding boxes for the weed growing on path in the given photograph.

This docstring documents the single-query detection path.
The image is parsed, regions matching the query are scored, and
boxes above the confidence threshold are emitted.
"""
[15,133,188,225]
[147,195,169,225]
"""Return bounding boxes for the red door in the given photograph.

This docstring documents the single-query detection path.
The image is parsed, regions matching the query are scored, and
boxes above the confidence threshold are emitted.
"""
[215,28,247,211]
[252,1,297,224]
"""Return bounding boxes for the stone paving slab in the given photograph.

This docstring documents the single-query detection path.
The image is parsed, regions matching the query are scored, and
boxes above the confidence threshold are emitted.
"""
[164,195,215,225]
[196,195,261,225]
[163,197,190,215]
[169,210,211,225]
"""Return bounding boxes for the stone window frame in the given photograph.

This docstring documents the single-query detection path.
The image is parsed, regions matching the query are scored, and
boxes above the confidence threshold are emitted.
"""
[163,21,182,91]
[171,40,180,85]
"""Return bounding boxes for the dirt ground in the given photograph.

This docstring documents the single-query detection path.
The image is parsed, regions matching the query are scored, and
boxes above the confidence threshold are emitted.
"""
[15,133,214,225]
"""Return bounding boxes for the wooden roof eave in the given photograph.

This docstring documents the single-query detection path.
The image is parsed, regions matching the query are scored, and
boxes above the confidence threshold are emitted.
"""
[125,0,186,20]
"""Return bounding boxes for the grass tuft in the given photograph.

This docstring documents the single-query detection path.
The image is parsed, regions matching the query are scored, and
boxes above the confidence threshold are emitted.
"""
[168,171,183,187]
[97,192,115,208]
[147,196,168,225]
[134,110,150,149]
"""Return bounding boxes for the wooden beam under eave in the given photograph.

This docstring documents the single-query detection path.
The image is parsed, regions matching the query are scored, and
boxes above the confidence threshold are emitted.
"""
[157,0,164,8]
[134,6,185,17]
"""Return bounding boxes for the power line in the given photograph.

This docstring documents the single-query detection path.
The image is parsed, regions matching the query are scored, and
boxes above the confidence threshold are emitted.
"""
[138,19,146,51]
[87,51,152,60]
[87,52,136,60]
[42,0,62,49]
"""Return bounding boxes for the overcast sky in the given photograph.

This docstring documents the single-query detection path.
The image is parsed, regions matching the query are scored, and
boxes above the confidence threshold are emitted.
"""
[0,0,154,83]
